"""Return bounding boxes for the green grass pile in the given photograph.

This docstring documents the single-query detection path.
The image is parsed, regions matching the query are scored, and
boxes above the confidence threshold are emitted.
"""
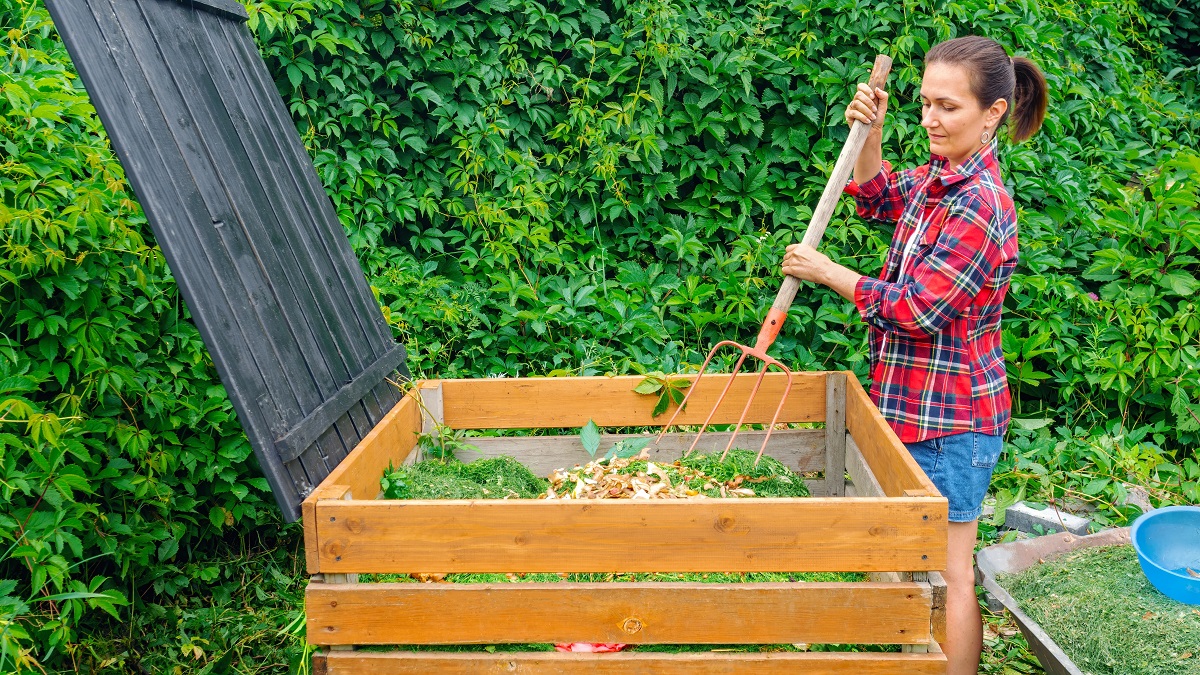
[678,448,811,498]
[1002,544,1200,675]
[380,456,548,500]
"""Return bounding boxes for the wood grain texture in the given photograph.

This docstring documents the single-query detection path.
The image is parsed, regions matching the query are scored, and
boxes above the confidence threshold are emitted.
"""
[306,581,931,645]
[303,484,350,573]
[460,429,825,476]
[844,378,938,497]
[824,373,847,496]
[314,498,946,573]
[845,436,884,499]
[313,650,947,674]
[439,372,825,429]
[314,394,420,506]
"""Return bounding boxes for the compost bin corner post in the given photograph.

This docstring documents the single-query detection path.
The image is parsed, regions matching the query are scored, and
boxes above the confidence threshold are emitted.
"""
[824,371,848,497]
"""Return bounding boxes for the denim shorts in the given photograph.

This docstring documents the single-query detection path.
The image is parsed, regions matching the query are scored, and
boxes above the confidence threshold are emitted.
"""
[904,432,1003,522]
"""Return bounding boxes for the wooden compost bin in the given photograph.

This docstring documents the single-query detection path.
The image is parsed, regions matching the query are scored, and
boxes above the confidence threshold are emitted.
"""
[304,371,949,674]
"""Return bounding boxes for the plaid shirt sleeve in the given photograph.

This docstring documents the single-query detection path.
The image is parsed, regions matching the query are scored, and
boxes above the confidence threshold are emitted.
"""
[843,160,924,223]
[854,192,1007,338]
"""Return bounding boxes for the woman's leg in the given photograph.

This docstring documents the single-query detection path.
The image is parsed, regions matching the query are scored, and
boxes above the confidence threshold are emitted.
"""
[942,519,982,675]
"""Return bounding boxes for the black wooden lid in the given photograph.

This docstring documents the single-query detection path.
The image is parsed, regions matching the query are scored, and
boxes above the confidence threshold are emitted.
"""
[45,0,409,521]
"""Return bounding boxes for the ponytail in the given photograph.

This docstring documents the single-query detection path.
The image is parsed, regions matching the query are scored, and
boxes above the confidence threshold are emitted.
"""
[1009,56,1047,142]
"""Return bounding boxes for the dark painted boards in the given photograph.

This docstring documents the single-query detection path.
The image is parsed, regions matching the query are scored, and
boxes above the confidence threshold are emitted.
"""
[44,0,409,521]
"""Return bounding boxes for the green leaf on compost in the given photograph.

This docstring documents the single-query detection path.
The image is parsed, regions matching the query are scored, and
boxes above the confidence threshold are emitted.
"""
[581,420,601,457]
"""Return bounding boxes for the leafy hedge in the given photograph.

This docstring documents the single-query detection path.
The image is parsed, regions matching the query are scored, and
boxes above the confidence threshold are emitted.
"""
[0,1,280,669]
[1,0,1198,669]
[250,0,1200,444]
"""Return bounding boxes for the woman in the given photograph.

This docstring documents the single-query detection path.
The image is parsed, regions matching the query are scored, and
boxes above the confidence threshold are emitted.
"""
[782,36,1047,674]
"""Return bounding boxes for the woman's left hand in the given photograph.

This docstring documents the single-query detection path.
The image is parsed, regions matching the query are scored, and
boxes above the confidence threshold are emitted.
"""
[782,243,832,283]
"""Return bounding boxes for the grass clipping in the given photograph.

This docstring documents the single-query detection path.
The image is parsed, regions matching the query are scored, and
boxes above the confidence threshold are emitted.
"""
[1001,544,1200,675]
[381,449,808,501]
[381,456,548,500]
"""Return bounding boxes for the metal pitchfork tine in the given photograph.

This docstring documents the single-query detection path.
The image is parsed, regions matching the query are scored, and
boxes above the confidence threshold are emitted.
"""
[655,54,893,465]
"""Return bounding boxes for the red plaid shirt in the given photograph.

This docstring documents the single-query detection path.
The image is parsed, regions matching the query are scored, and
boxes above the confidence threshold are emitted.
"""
[844,140,1017,443]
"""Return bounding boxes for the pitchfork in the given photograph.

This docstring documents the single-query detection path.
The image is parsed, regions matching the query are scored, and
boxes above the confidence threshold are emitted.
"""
[655,54,893,463]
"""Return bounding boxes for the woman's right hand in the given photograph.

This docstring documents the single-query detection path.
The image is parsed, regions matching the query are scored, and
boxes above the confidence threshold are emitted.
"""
[845,82,888,131]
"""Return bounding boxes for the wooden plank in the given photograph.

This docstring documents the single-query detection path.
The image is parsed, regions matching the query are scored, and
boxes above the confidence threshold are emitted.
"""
[460,429,825,476]
[844,378,938,497]
[306,581,932,646]
[440,373,825,429]
[845,435,884,499]
[315,498,946,573]
[824,372,847,496]
[303,484,350,574]
[179,0,249,21]
[315,395,421,508]
[313,650,947,674]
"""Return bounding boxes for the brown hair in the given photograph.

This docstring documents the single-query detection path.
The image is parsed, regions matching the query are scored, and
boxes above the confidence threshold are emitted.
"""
[925,35,1048,142]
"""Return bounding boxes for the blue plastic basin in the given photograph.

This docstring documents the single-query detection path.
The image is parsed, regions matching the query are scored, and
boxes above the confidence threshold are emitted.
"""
[1130,505,1200,605]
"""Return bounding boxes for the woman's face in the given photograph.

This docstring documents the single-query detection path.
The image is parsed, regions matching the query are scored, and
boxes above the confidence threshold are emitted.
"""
[919,63,1007,169]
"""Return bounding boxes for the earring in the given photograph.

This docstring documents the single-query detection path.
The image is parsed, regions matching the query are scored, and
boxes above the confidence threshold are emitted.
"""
[981,129,992,143]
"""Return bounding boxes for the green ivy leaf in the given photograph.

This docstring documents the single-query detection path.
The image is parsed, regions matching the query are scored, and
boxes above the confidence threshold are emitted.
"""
[1160,270,1200,296]
[581,420,601,457]
[209,507,225,530]
[633,377,663,395]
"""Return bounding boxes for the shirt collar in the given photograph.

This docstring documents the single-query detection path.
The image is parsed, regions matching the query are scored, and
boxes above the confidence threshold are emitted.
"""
[929,138,1000,187]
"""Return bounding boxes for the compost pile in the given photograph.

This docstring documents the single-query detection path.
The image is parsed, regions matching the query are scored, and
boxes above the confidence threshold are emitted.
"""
[544,449,809,500]
[1002,544,1200,675]
[380,449,809,500]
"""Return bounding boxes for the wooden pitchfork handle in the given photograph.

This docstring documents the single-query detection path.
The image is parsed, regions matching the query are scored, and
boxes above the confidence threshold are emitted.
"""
[750,54,893,353]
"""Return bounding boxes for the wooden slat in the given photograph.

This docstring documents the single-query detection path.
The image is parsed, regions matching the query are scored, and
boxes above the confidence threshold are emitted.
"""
[313,650,947,674]
[460,429,825,476]
[315,498,946,573]
[844,378,938,497]
[313,395,420,515]
[307,581,932,646]
[845,436,884,499]
[824,373,847,496]
[185,0,249,21]
[440,373,825,429]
